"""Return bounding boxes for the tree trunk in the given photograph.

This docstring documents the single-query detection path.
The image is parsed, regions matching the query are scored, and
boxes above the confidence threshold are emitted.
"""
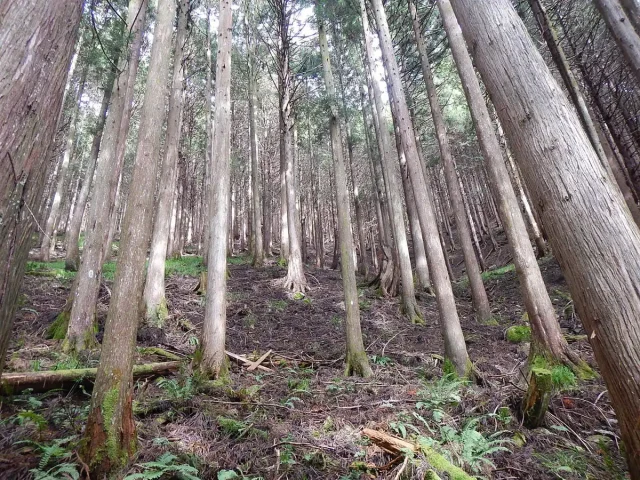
[0,0,83,375]
[317,11,372,378]
[198,0,234,379]
[143,0,189,326]
[594,0,640,83]
[64,0,148,354]
[449,0,640,472]
[64,80,113,271]
[203,6,213,264]
[360,1,422,323]
[40,68,87,262]
[81,0,175,475]
[370,0,470,375]
[408,0,491,322]
[528,0,640,227]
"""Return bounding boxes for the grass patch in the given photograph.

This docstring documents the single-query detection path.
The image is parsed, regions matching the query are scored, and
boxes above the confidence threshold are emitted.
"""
[166,256,205,277]
[228,255,251,265]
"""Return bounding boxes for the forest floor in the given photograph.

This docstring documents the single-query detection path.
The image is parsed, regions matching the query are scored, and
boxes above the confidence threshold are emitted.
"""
[0,242,630,479]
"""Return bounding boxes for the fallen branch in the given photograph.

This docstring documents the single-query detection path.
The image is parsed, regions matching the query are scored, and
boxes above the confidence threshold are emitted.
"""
[139,347,183,361]
[247,349,272,371]
[1,361,181,395]
[225,350,273,372]
[361,428,475,480]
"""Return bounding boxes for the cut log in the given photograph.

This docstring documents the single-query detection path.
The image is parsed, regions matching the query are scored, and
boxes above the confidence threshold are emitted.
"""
[225,350,273,372]
[1,361,181,395]
[361,428,475,480]
[247,349,273,371]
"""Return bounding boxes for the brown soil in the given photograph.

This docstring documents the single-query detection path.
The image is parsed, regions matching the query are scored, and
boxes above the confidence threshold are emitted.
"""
[0,244,628,479]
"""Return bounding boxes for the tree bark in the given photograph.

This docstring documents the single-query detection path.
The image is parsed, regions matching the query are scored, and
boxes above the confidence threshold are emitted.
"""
[64,0,148,353]
[449,0,640,473]
[370,0,470,375]
[528,0,640,227]
[81,0,175,474]
[40,67,88,262]
[246,5,264,267]
[64,80,114,271]
[594,0,640,83]
[198,0,234,379]
[408,0,491,322]
[360,1,422,323]
[143,0,189,326]
[317,10,372,378]
[0,0,83,374]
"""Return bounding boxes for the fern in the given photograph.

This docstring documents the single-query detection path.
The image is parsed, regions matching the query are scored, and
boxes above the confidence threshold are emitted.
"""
[124,453,200,480]
[31,463,80,480]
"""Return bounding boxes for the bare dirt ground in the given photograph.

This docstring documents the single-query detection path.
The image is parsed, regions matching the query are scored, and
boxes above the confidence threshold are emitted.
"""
[0,242,629,479]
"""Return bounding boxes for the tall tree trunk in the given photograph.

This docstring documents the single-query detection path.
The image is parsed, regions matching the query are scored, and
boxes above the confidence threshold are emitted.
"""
[143,0,189,326]
[370,0,470,375]
[438,0,591,385]
[81,0,175,474]
[245,6,264,267]
[198,0,233,378]
[594,0,640,83]
[528,0,640,226]
[64,80,113,271]
[449,0,640,472]
[203,5,213,263]
[360,1,423,323]
[317,12,371,377]
[279,112,289,260]
[40,67,88,261]
[408,0,491,322]
[0,0,83,374]
[63,0,148,353]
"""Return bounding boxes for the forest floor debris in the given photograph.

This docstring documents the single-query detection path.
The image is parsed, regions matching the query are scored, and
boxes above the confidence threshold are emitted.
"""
[0,253,628,479]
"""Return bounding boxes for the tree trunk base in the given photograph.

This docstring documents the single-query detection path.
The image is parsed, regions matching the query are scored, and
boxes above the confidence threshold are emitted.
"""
[521,367,553,428]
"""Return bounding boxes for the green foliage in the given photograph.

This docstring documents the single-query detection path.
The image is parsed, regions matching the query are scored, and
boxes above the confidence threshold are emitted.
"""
[417,374,466,412]
[505,325,531,343]
[277,258,287,268]
[166,256,206,276]
[534,448,589,479]
[101,261,117,281]
[15,410,48,431]
[123,453,200,480]
[420,417,512,474]
[217,416,266,440]
[156,376,197,402]
[25,261,75,281]
[330,315,342,327]
[268,299,288,312]
[530,357,577,389]
[358,299,371,311]
[21,436,80,480]
[369,354,392,366]
[228,255,251,265]
[287,377,311,394]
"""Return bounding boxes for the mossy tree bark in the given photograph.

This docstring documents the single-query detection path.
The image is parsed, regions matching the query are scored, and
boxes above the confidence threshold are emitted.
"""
[449,0,640,472]
[81,0,176,475]
[316,9,372,378]
[369,0,471,375]
[359,0,422,323]
[408,0,491,322]
[0,0,83,374]
[143,0,190,327]
[64,0,148,354]
[197,0,234,379]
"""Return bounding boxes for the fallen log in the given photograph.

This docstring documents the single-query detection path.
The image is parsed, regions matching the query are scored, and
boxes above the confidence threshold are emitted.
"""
[361,428,475,480]
[1,361,182,395]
